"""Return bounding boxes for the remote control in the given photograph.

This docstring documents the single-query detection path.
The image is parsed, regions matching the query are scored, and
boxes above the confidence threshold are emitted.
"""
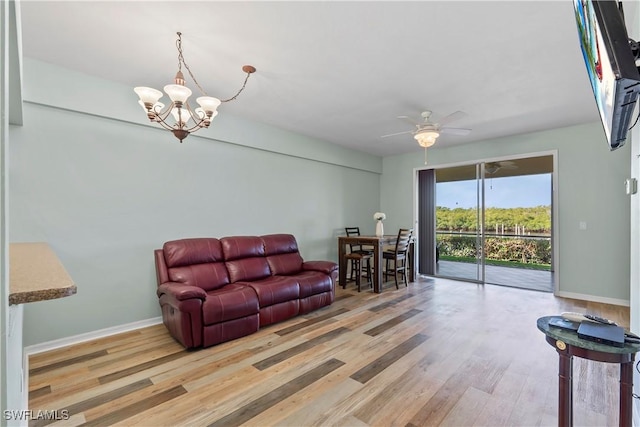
[560,312,589,323]
[584,314,617,326]
[560,312,617,326]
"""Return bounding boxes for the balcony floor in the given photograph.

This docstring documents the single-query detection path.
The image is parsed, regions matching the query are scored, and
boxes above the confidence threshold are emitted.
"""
[435,259,554,292]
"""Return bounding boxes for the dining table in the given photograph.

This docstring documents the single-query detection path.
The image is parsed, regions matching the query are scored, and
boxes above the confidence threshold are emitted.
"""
[337,234,415,293]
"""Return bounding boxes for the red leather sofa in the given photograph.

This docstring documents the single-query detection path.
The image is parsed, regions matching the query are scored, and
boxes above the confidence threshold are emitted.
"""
[154,234,338,349]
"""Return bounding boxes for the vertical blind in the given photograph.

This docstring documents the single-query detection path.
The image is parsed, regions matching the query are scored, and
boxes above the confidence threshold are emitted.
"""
[417,169,436,275]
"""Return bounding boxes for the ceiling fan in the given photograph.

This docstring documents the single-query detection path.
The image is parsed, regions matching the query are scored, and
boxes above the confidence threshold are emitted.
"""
[485,160,518,174]
[381,110,472,163]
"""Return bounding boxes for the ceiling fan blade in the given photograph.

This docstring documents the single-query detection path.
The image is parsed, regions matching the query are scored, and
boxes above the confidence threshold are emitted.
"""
[380,130,413,138]
[440,127,471,136]
[436,110,467,126]
[397,115,422,126]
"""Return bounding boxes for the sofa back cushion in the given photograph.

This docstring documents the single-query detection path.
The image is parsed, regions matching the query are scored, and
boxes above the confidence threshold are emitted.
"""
[221,236,271,283]
[262,234,304,275]
[163,238,230,292]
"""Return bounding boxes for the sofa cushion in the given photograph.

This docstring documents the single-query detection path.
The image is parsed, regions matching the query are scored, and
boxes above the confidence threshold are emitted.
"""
[240,276,300,307]
[168,263,231,292]
[266,252,304,276]
[290,271,333,298]
[221,236,265,260]
[222,236,271,282]
[162,238,231,292]
[262,234,299,255]
[163,238,224,267]
[202,284,259,326]
[262,234,304,275]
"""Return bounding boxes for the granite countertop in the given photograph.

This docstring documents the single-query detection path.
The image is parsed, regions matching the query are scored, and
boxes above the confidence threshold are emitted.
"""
[9,242,76,305]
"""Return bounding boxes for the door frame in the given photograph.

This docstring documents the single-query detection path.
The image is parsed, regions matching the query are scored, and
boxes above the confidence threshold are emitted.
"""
[412,149,559,292]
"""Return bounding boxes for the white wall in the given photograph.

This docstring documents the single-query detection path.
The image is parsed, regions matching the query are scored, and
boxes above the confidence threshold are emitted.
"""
[2,0,27,424]
[10,59,382,347]
[381,122,631,304]
[621,1,640,423]
[1,0,9,421]
[628,0,639,326]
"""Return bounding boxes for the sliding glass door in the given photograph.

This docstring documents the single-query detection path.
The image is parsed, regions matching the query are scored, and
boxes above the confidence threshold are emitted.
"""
[433,163,484,282]
[420,155,554,292]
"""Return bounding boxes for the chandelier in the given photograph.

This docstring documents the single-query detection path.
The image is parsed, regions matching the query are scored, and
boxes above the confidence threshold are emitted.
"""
[414,129,440,164]
[134,32,256,142]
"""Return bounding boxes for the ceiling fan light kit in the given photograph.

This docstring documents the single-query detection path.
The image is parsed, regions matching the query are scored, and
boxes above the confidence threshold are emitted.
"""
[134,32,256,143]
[414,129,439,147]
[380,110,472,164]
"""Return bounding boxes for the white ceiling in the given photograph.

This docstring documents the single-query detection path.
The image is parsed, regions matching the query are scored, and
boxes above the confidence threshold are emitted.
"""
[18,0,631,157]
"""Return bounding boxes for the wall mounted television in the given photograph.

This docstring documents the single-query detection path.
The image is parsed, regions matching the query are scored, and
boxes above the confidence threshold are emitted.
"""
[573,0,640,150]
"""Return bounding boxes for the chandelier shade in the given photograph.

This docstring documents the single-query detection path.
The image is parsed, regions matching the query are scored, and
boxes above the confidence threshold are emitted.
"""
[134,32,255,142]
[163,84,192,104]
[134,87,163,105]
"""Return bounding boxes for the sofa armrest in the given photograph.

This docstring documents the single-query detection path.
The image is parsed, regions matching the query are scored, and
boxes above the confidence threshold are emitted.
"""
[302,260,338,275]
[157,282,207,301]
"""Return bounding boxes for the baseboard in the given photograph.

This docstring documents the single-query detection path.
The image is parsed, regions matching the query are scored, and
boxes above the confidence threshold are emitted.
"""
[554,290,630,307]
[24,316,163,356]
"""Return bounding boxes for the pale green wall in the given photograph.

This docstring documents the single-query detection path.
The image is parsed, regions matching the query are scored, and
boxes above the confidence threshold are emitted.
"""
[381,122,631,303]
[10,59,382,346]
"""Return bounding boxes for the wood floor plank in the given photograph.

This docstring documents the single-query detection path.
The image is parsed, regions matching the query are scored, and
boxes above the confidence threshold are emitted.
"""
[28,385,51,401]
[364,308,422,336]
[252,326,350,370]
[79,385,187,427]
[439,386,490,427]
[351,352,445,426]
[29,350,108,376]
[274,307,350,336]
[27,330,144,368]
[367,287,430,313]
[207,358,345,427]
[272,378,364,427]
[88,336,179,370]
[29,379,153,427]
[97,351,185,384]
[350,333,429,384]
[406,353,504,426]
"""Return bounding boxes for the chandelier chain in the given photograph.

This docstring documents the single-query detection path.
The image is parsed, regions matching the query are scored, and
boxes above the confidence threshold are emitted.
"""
[221,72,251,103]
[176,32,209,96]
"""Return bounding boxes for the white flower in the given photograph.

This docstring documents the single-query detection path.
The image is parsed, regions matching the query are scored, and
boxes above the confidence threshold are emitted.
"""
[374,212,386,221]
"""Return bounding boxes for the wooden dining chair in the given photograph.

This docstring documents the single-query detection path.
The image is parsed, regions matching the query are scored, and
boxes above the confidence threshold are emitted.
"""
[383,228,413,289]
[344,251,373,292]
[344,227,373,282]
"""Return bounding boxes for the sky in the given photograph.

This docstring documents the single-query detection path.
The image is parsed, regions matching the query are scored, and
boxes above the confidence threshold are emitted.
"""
[436,173,551,209]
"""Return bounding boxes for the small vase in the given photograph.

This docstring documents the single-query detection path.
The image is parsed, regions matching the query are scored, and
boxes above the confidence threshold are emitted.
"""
[375,220,384,237]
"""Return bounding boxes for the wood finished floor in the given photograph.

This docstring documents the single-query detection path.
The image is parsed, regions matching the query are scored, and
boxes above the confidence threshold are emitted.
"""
[28,277,631,427]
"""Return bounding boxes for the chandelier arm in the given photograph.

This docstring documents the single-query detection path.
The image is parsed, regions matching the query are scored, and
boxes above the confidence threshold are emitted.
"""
[182,103,209,132]
[220,71,252,103]
[183,121,207,133]
[153,103,182,131]
[154,104,174,122]
[155,118,179,132]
